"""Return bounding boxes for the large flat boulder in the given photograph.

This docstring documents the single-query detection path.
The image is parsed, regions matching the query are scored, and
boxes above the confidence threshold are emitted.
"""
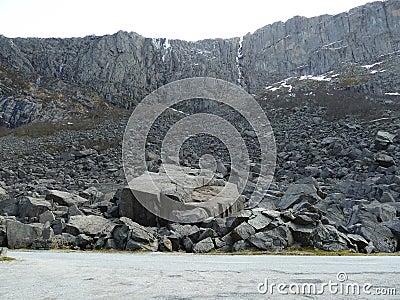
[119,165,244,226]
[45,190,89,207]
[6,220,43,249]
[65,215,115,237]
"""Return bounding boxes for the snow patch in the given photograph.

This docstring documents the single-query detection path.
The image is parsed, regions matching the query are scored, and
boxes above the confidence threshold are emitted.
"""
[152,38,162,49]
[361,62,382,69]
[265,78,293,92]
[385,92,400,96]
[299,75,331,82]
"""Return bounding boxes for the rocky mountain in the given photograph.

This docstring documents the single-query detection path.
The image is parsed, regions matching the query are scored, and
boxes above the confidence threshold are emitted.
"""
[1,0,400,128]
[1,1,400,254]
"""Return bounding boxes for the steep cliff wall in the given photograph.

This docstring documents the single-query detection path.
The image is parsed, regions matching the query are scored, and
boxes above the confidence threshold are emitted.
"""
[0,0,399,127]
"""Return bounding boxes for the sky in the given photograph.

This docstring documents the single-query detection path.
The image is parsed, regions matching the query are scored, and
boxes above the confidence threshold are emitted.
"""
[0,0,375,41]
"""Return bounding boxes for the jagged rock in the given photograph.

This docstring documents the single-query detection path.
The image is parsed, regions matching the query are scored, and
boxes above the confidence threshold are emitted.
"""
[52,218,66,235]
[193,237,215,253]
[248,214,273,231]
[65,215,115,237]
[45,190,89,207]
[169,224,201,241]
[197,228,218,242]
[159,236,173,252]
[379,191,395,203]
[374,153,395,168]
[201,218,230,236]
[17,196,52,218]
[182,236,194,252]
[288,222,316,246]
[231,222,255,241]
[347,234,369,252]
[6,220,43,249]
[375,131,396,149]
[0,193,18,216]
[67,204,84,217]
[112,217,158,251]
[39,211,55,224]
[248,225,293,251]
[310,224,351,252]
[352,220,397,253]
[233,240,248,251]
[384,219,400,238]
[277,184,321,210]
[76,234,93,250]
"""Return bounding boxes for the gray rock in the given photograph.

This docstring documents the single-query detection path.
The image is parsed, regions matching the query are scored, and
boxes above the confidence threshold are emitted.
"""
[310,224,350,252]
[248,214,272,231]
[374,153,395,168]
[347,234,369,252]
[18,196,52,218]
[65,215,115,236]
[39,210,55,224]
[182,236,194,252]
[6,220,43,249]
[193,237,215,253]
[231,222,256,241]
[277,184,321,210]
[383,220,400,238]
[352,220,397,253]
[46,190,89,207]
[288,222,316,246]
[233,240,248,252]
[52,218,66,235]
[247,232,274,250]
[112,217,158,251]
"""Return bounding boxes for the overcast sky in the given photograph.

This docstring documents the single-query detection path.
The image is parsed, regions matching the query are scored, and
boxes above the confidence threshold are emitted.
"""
[0,0,375,41]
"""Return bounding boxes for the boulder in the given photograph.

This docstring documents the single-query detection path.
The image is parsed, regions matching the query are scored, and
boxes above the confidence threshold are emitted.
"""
[6,220,43,248]
[374,153,395,168]
[39,211,55,224]
[231,222,255,241]
[18,196,52,218]
[45,190,89,207]
[250,225,293,250]
[288,222,316,246]
[352,220,397,253]
[112,217,158,251]
[248,214,273,231]
[277,184,321,210]
[310,224,351,252]
[193,237,215,253]
[65,215,115,237]
[0,190,18,216]
[383,219,400,238]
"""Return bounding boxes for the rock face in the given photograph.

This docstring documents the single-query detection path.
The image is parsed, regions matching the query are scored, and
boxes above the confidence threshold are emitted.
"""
[0,0,400,127]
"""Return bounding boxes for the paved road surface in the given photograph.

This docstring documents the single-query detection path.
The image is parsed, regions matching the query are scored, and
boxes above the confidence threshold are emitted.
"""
[1,250,399,299]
